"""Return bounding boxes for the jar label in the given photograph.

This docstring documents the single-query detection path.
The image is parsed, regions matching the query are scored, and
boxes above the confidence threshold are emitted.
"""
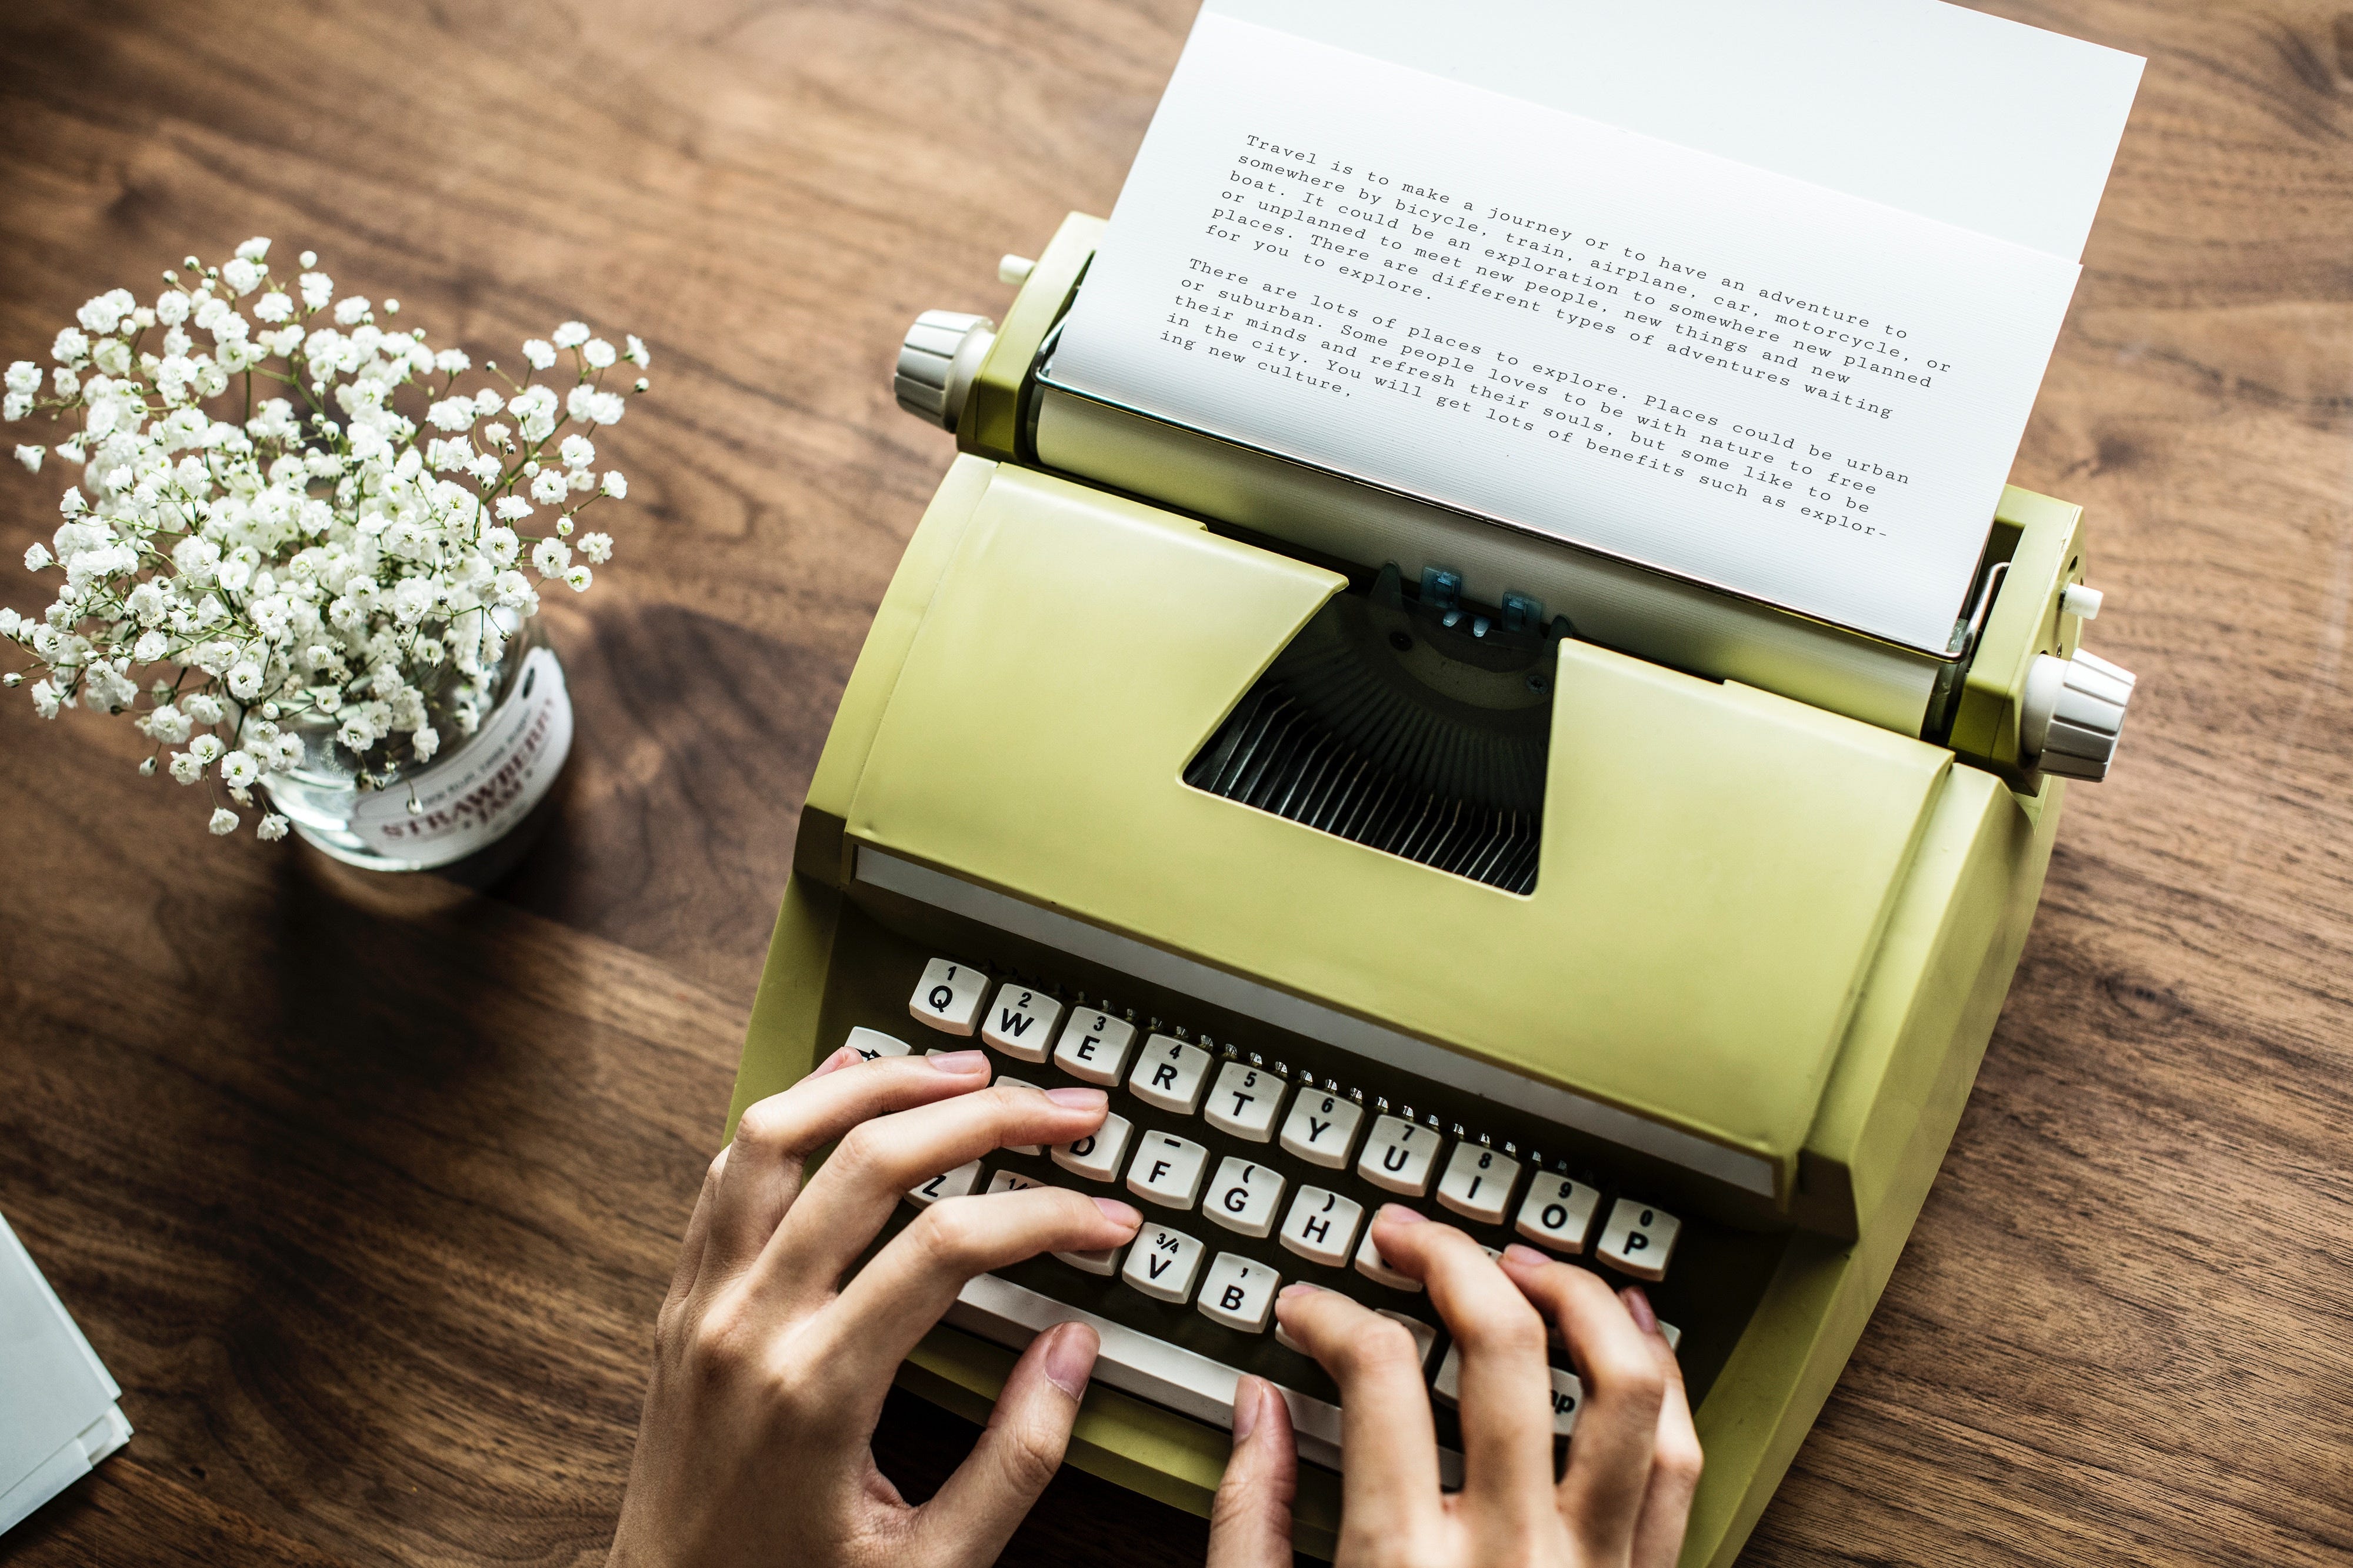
[348,646,574,866]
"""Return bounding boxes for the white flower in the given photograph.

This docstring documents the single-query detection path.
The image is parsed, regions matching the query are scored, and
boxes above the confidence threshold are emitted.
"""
[426,396,478,432]
[77,292,128,335]
[625,334,649,367]
[253,292,294,323]
[529,469,568,505]
[220,749,260,789]
[30,679,61,718]
[299,271,334,311]
[168,750,202,783]
[236,237,271,260]
[493,497,532,523]
[481,421,512,447]
[189,733,226,763]
[185,692,225,725]
[14,444,42,473]
[583,338,616,368]
[5,360,38,393]
[412,725,440,762]
[52,327,89,365]
[24,542,52,571]
[601,471,628,499]
[473,387,503,415]
[563,564,593,592]
[559,433,595,470]
[333,295,371,325]
[522,339,556,371]
[480,525,521,565]
[207,806,239,836]
[431,348,469,375]
[531,537,571,576]
[578,531,614,564]
[466,453,504,486]
[149,705,193,744]
[552,321,590,349]
[134,628,169,662]
[493,569,537,608]
[256,813,289,841]
[221,257,265,296]
[569,386,626,426]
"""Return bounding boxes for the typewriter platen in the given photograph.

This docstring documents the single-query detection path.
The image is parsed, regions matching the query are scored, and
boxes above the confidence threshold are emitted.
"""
[729,219,2137,1564]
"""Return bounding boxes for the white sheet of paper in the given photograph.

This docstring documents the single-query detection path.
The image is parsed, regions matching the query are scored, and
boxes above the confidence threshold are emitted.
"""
[1052,11,2107,650]
[1210,0,2143,262]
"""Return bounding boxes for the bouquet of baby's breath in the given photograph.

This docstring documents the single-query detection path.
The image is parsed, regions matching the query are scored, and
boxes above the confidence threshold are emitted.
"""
[1,238,648,839]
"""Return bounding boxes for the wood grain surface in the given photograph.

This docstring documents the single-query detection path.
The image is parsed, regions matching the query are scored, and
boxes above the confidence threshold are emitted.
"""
[1,2,2348,1564]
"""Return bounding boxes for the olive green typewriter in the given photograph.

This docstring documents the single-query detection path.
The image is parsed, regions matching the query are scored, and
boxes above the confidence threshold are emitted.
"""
[725,193,2135,1560]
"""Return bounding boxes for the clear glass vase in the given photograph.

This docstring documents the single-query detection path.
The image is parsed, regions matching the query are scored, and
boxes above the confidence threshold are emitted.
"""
[261,619,574,874]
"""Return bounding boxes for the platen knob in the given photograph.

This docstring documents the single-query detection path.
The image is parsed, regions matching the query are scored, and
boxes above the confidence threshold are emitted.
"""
[2021,648,2136,781]
[894,310,996,431]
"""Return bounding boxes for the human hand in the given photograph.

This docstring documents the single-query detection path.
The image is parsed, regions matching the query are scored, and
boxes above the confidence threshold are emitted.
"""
[609,1045,1144,1568]
[1207,1205,1700,1568]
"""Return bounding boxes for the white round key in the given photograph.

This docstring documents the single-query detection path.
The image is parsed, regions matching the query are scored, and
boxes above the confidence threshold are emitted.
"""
[1125,1131,1209,1209]
[1202,1157,1285,1238]
[1049,1112,1134,1183]
[1121,1223,1207,1303]
[1198,1251,1281,1332]
[981,985,1064,1063]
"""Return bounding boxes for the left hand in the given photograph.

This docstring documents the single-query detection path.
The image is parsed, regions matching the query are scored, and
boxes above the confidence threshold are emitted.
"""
[609,1044,1143,1568]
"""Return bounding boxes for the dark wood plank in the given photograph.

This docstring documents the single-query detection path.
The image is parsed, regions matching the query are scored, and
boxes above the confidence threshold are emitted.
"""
[0,1,2347,1565]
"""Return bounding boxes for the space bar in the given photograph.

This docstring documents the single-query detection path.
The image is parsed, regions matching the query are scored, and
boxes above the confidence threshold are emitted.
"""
[945,1272,1348,1470]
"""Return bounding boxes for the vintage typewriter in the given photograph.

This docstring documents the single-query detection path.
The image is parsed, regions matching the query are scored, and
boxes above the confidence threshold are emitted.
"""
[728,213,2136,1564]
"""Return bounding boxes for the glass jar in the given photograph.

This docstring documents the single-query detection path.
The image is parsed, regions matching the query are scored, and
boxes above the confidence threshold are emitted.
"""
[261,619,574,874]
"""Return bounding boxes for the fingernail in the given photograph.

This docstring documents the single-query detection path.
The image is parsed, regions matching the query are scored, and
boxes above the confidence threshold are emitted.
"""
[1502,1243,1552,1268]
[1621,1286,1659,1335]
[1045,1086,1107,1109]
[927,1049,988,1073]
[1093,1196,1142,1230]
[1231,1375,1264,1441]
[1278,1281,1323,1298]
[1378,1203,1427,1225]
[809,1045,860,1078]
[1043,1321,1098,1399]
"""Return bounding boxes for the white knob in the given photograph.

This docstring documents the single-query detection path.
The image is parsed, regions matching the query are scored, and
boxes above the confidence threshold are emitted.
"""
[2021,648,2135,781]
[2061,582,2104,620]
[894,310,996,431]
[998,253,1037,287]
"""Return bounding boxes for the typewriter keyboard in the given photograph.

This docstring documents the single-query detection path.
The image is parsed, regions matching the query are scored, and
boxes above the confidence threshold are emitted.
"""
[833,940,1778,1477]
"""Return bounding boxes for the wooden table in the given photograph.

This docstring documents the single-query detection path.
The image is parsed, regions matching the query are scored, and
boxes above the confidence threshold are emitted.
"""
[2,1,2348,1563]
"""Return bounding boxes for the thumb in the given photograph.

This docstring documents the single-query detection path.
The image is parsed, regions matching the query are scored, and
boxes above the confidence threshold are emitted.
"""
[1209,1377,1297,1568]
[914,1322,1097,1567]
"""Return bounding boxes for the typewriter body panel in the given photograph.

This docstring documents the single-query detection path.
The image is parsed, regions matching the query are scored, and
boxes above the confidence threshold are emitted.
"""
[733,217,2102,1565]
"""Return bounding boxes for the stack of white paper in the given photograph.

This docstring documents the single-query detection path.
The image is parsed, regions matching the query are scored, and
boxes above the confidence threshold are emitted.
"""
[1049,0,2142,658]
[1,1215,132,1536]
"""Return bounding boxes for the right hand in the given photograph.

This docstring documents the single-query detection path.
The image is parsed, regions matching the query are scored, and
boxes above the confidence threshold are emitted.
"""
[1206,1205,1701,1568]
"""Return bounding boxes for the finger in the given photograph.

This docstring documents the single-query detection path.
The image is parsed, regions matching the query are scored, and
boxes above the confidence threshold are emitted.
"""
[1369,1207,1557,1513]
[671,1042,869,1303]
[1275,1282,1444,1547]
[659,1145,729,1335]
[754,1083,1114,1301]
[702,1049,991,1278]
[828,1185,1141,1386]
[1622,1288,1704,1568]
[912,1321,1099,1568]
[1208,1376,1297,1568]
[1499,1245,1667,1560]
